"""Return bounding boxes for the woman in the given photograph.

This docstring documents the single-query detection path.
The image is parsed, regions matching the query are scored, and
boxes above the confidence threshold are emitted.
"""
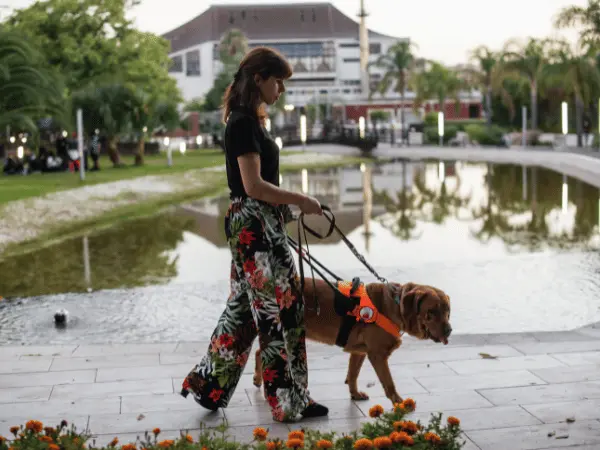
[181,47,329,422]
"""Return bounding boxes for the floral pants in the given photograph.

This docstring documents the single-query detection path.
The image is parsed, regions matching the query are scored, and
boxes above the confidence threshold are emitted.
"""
[181,197,311,422]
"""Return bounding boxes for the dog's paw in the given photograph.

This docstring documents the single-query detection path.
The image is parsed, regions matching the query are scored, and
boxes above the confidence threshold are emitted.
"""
[253,374,262,388]
[350,391,370,401]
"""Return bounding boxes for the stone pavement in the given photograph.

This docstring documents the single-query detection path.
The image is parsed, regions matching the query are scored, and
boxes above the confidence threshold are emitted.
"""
[1,324,600,450]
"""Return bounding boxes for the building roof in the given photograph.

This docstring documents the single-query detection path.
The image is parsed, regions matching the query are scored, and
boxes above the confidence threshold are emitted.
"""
[162,2,398,54]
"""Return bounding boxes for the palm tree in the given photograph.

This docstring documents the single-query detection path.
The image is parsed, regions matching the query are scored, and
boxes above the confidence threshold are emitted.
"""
[0,29,65,131]
[498,38,552,130]
[368,40,417,142]
[412,61,463,118]
[554,0,600,50]
[463,46,512,127]
[546,40,600,147]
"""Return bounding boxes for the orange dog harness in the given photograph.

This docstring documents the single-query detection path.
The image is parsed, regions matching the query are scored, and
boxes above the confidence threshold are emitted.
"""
[336,280,400,338]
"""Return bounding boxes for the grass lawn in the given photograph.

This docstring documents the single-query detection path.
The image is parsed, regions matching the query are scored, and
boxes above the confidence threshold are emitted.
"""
[0,149,226,205]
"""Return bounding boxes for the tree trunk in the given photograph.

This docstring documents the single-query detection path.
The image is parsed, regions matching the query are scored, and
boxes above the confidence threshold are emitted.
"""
[530,81,538,130]
[486,85,493,127]
[575,95,584,148]
[135,138,145,166]
[107,136,121,167]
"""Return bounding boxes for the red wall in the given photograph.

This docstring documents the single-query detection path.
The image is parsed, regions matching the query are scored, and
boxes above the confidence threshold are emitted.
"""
[345,102,482,122]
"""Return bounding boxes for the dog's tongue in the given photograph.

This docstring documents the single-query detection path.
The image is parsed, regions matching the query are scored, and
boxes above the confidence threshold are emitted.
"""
[442,337,449,345]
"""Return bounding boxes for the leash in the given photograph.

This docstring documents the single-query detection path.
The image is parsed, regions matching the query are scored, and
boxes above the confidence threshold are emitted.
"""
[288,204,388,314]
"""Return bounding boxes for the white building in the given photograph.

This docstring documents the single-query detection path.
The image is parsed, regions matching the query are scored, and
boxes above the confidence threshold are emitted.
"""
[162,2,482,123]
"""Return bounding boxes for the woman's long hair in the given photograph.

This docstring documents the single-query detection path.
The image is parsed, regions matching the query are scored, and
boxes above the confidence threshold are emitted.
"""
[222,46,292,125]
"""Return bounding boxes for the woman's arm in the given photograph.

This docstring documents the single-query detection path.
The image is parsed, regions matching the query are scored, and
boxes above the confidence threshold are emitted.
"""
[238,153,306,206]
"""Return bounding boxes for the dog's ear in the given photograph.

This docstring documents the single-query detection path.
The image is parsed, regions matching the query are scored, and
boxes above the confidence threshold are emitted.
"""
[400,284,427,319]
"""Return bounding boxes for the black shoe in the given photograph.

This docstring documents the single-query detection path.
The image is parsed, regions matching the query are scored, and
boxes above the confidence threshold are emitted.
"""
[301,401,329,418]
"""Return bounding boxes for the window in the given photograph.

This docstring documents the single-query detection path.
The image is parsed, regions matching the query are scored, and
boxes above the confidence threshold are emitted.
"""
[342,79,361,86]
[186,50,200,76]
[340,42,359,48]
[250,42,325,58]
[169,55,183,73]
[343,58,360,63]
[369,43,381,54]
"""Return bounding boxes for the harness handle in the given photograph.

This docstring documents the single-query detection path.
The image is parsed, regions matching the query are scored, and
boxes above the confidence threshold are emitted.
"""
[293,204,388,315]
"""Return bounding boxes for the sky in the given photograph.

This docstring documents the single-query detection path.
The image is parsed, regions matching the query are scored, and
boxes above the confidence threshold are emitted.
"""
[2,0,589,64]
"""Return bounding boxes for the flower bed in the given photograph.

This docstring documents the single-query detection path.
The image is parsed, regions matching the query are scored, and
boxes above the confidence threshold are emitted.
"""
[0,399,465,449]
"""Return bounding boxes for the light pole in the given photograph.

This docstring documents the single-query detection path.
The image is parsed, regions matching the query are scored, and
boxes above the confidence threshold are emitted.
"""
[522,106,527,148]
[300,112,307,151]
[438,112,444,147]
[561,101,568,149]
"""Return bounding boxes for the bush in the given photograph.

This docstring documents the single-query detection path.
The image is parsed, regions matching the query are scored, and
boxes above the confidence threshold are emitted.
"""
[423,125,458,145]
[0,400,465,449]
[464,124,506,146]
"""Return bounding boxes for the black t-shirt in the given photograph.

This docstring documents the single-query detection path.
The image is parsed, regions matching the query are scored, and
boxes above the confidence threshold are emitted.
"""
[224,107,280,199]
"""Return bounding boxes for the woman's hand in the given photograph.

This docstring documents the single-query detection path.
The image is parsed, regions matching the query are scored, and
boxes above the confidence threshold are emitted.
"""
[299,195,323,215]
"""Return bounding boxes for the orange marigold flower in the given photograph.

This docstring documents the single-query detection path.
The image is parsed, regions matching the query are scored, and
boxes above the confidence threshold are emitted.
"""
[401,398,416,411]
[288,430,304,440]
[392,402,404,413]
[253,427,268,441]
[392,421,403,432]
[368,404,384,418]
[44,427,55,435]
[153,428,161,435]
[424,432,442,444]
[9,426,19,436]
[266,441,281,450]
[0,436,5,444]
[317,439,333,449]
[373,436,392,448]
[185,434,194,443]
[121,444,137,450]
[49,445,60,450]
[25,420,43,433]
[39,435,53,443]
[353,438,373,449]
[401,421,419,434]
[447,416,460,427]
[157,440,174,448]
[286,438,303,448]
[109,437,119,447]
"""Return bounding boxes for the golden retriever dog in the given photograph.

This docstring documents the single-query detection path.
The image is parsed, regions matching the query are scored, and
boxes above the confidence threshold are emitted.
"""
[253,279,452,405]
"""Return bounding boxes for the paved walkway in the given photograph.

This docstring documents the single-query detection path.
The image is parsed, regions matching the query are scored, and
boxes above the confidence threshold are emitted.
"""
[287,144,600,189]
[1,324,600,449]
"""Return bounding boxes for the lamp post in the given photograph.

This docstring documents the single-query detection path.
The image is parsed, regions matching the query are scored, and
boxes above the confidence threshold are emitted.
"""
[300,112,307,150]
[561,101,568,149]
[438,112,444,147]
[522,106,527,148]
[359,116,365,139]
[76,109,85,181]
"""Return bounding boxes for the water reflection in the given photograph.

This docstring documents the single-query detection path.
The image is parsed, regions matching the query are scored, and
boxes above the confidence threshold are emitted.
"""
[2,159,600,342]
[0,213,195,298]
[1,160,599,300]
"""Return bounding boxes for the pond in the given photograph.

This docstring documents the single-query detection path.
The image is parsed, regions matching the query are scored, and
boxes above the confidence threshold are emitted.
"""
[1,159,600,344]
